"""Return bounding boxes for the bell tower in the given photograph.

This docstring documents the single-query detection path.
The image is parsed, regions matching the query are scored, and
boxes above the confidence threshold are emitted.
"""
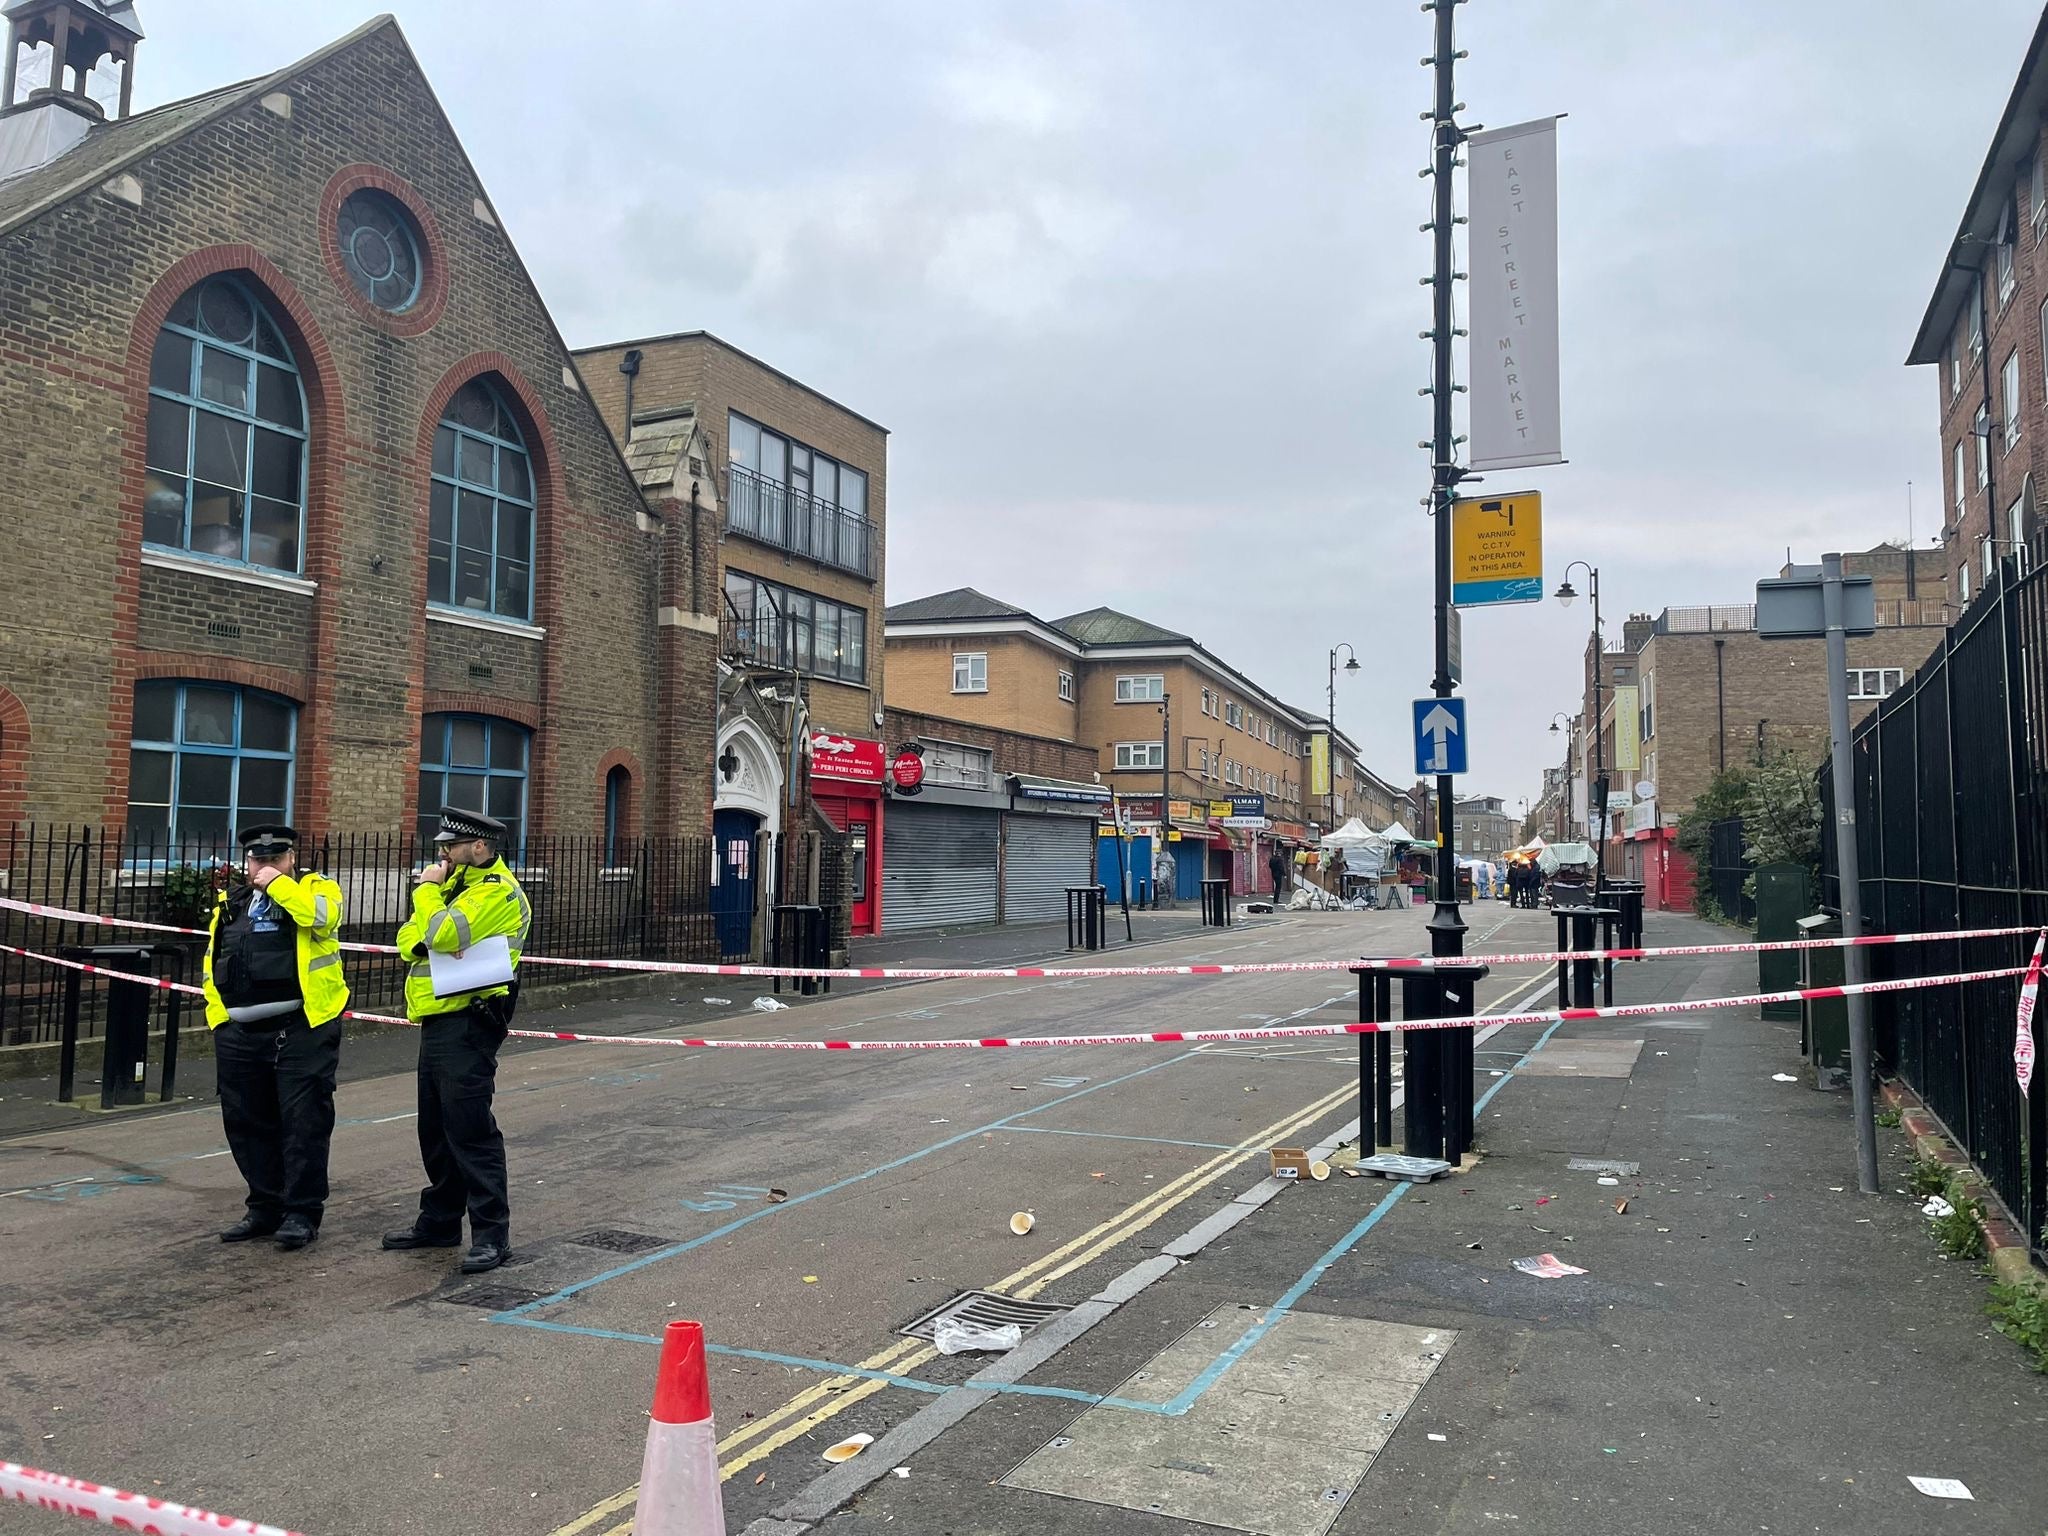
[0,0,140,179]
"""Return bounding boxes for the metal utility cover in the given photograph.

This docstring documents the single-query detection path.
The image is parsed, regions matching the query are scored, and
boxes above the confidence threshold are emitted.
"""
[1002,1306,1456,1536]
[898,1290,1070,1342]
[565,1228,672,1254]
[1517,1037,1644,1078]
[437,1284,545,1310]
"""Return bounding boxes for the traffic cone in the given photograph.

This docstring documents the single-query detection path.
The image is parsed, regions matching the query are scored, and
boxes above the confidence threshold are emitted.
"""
[633,1320,727,1536]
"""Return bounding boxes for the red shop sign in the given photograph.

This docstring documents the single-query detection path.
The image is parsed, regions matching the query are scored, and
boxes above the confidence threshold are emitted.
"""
[810,732,886,784]
[890,750,927,793]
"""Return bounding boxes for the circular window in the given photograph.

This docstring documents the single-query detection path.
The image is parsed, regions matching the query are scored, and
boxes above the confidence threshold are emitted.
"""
[337,190,422,313]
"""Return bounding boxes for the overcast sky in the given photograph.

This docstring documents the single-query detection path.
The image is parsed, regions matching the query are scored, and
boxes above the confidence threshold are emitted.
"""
[132,0,2040,812]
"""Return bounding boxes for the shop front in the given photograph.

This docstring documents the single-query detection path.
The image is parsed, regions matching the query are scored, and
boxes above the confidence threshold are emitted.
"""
[1167,799,1212,901]
[880,738,1004,933]
[1003,775,1107,921]
[1097,795,1157,906]
[1218,794,1269,895]
[808,730,886,935]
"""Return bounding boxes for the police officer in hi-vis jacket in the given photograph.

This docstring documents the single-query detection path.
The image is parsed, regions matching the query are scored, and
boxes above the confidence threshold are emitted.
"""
[202,824,350,1251]
[382,806,531,1274]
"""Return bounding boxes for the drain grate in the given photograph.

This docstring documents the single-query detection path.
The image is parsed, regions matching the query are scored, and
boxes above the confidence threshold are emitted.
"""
[565,1228,672,1254]
[898,1290,1070,1342]
[439,1284,544,1310]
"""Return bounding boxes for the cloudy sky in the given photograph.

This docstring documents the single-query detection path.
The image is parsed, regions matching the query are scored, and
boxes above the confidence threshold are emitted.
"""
[131,0,2039,810]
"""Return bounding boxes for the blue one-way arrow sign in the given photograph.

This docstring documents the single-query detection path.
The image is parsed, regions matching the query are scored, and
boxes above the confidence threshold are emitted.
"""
[1412,697,1468,776]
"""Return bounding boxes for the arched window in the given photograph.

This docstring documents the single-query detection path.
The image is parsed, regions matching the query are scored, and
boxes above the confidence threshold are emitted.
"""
[604,764,631,864]
[430,379,534,622]
[419,713,530,851]
[128,681,296,854]
[336,190,423,313]
[144,276,308,573]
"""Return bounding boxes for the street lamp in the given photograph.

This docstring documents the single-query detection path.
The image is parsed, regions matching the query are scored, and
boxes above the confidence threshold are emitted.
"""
[1326,644,1360,833]
[1548,711,1575,841]
[1555,561,1607,892]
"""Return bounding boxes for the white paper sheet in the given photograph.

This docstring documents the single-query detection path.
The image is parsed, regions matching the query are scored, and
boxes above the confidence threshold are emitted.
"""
[428,934,513,998]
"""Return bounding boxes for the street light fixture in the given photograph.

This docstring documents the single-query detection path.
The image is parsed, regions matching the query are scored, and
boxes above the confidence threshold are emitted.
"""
[1548,711,1575,843]
[1554,561,1607,891]
[1326,644,1360,834]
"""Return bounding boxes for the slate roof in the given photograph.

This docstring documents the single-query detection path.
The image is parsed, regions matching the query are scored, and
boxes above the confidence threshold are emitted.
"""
[1052,606,1191,646]
[886,588,1032,623]
[0,14,393,240]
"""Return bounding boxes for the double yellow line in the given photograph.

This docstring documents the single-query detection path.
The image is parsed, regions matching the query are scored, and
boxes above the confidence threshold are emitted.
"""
[547,1077,1358,1535]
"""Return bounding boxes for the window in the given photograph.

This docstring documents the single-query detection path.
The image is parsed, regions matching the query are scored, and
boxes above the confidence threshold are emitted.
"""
[1998,228,2016,306]
[1977,412,1990,488]
[1201,688,1216,718]
[1970,275,1984,355]
[144,276,307,573]
[1114,674,1164,703]
[1955,440,1967,514]
[722,571,866,684]
[1951,324,1963,399]
[953,652,988,693]
[1115,741,1164,771]
[2033,155,2045,234]
[127,681,295,852]
[1057,671,1074,702]
[1961,560,1973,603]
[1985,535,1998,578]
[419,714,530,851]
[1846,668,1904,700]
[337,190,423,313]
[725,411,872,578]
[2004,350,2022,449]
[430,378,534,622]
[604,764,631,864]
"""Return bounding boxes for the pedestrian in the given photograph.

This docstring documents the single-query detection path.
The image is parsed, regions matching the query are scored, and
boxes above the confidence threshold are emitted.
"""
[382,807,532,1275]
[1327,847,1348,900]
[203,824,350,1251]
[1268,847,1287,900]
[1153,842,1176,909]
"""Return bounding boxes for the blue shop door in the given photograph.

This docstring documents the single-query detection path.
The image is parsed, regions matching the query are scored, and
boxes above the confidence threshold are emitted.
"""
[712,809,761,956]
[1173,842,1205,901]
[1095,835,1153,903]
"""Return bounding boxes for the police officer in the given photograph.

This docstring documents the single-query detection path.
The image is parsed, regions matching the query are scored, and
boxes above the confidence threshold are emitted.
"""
[382,807,531,1274]
[202,825,350,1251]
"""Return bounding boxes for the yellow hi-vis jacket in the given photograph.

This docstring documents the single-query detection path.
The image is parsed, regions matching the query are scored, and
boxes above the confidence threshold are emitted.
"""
[396,857,532,1021]
[201,872,350,1029]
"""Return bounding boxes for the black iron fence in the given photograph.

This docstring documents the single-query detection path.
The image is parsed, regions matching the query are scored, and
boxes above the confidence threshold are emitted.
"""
[0,823,846,1048]
[725,463,875,579]
[1821,544,2048,1263]
[1706,816,1755,925]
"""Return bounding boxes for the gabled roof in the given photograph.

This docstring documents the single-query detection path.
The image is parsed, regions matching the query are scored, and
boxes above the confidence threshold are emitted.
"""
[1053,606,1191,646]
[886,587,1032,623]
[0,14,394,240]
[1908,3,2048,364]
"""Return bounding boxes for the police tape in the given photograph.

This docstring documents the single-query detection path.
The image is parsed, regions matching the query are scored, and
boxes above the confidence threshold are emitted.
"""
[0,1460,303,1536]
[0,895,2040,984]
[0,939,2029,1052]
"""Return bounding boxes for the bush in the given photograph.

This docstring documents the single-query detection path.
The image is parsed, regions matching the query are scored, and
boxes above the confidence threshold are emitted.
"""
[161,861,229,929]
[1987,1282,2048,1372]
[1674,768,1751,918]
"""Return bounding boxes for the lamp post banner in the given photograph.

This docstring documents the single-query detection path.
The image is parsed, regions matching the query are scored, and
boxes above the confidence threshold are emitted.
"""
[1467,115,1563,471]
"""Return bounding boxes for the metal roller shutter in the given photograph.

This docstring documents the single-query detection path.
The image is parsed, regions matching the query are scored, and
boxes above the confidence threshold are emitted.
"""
[882,804,999,932]
[1001,815,1096,922]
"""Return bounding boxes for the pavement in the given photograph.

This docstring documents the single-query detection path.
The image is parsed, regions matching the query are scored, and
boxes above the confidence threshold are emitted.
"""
[2,906,2045,1536]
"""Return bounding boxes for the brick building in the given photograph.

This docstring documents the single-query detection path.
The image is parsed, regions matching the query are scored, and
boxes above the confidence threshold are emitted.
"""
[572,331,889,931]
[1909,2,2048,594]
[884,588,1400,900]
[0,7,718,850]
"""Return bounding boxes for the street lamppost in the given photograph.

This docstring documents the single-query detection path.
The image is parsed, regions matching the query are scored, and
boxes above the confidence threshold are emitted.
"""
[1547,711,1575,843]
[1326,643,1360,833]
[1554,562,1607,893]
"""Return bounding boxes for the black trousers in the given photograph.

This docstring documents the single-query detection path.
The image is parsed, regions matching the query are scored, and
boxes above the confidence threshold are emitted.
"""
[215,1013,342,1225]
[413,1005,511,1244]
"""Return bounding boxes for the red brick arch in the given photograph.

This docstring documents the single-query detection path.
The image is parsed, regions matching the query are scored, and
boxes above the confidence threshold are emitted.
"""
[107,247,346,825]
[410,354,566,831]
[0,684,29,826]
[318,163,450,337]
[421,690,542,732]
[596,748,643,844]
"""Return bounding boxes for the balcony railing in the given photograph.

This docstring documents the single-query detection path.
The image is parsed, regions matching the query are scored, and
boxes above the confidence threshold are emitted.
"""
[1652,598,1954,635]
[726,464,876,580]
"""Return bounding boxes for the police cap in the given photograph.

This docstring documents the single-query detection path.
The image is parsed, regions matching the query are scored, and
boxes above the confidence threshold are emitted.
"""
[238,824,298,857]
[433,806,509,844]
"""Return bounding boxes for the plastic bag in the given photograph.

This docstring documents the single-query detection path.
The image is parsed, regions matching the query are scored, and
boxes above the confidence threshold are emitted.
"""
[933,1317,1023,1356]
[752,997,790,1012]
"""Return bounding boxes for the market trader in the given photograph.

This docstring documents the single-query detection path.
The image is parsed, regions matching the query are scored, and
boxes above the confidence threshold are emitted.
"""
[382,807,531,1274]
[203,824,350,1251]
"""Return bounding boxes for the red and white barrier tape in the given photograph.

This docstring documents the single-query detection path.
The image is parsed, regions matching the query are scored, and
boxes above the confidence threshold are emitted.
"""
[1,939,2027,1052]
[0,1460,303,1536]
[2,895,2040,983]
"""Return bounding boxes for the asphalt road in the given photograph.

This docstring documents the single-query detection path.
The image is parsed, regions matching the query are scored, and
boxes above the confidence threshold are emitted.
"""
[0,902,1554,1535]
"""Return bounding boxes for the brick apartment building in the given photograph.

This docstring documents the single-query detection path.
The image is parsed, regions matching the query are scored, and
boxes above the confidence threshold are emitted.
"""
[0,6,718,850]
[572,332,890,932]
[1548,545,1951,908]
[1908,2,2048,592]
[884,588,1401,901]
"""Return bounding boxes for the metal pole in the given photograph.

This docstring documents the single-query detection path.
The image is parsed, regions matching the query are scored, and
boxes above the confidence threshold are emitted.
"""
[1823,551,1881,1194]
[1327,649,1336,835]
[1591,567,1608,895]
[1161,691,1172,909]
[1425,0,1466,962]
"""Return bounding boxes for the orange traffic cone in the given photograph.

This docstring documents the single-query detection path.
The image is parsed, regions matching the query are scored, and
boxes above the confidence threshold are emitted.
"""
[633,1320,727,1536]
